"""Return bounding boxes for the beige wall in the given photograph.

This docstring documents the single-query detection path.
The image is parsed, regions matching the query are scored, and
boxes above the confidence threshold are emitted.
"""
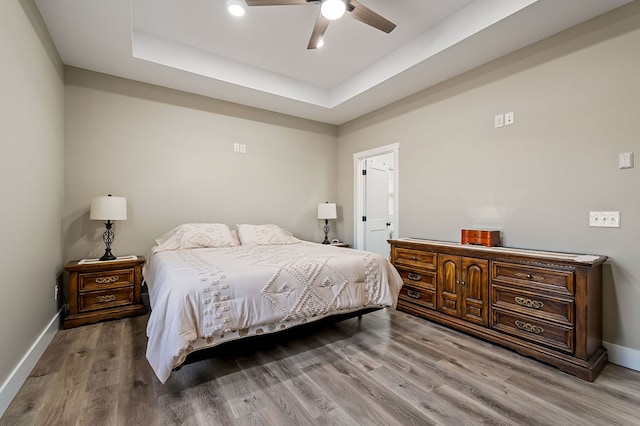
[0,0,64,385]
[63,68,339,262]
[4,0,638,395]
[338,3,640,352]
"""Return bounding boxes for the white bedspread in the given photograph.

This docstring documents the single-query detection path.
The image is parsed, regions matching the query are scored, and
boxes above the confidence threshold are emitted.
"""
[144,242,403,383]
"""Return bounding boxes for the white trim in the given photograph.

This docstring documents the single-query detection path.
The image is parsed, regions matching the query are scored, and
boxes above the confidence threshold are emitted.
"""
[0,310,61,417]
[353,143,400,250]
[603,341,640,372]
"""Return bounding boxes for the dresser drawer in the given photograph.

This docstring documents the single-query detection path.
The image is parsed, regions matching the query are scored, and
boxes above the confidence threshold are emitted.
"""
[79,268,134,292]
[393,248,437,271]
[398,284,436,310]
[492,284,574,326]
[492,262,574,296]
[78,287,134,312]
[491,309,574,354]
[397,269,436,290]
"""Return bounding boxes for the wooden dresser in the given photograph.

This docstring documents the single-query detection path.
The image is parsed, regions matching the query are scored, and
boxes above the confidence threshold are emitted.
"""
[389,238,608,381]
[64,256,146,328]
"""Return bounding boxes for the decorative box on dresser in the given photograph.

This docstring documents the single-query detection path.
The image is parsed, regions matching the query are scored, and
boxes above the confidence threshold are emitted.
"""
[63,256,146,329]
[390,238,608,381]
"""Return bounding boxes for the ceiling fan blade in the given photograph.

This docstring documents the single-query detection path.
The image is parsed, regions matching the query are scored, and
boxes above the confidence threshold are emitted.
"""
[307,12,330,49]
[245,0,314,5]
[347,0,396,33]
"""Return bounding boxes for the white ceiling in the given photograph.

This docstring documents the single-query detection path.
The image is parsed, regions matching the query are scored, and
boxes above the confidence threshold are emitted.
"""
[36,0,631,125]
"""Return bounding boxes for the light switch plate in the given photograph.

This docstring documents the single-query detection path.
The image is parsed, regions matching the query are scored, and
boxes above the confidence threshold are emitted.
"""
[589,211,620,228]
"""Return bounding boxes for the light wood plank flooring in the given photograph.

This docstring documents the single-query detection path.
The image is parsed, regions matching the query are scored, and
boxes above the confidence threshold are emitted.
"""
[2,309,639,425]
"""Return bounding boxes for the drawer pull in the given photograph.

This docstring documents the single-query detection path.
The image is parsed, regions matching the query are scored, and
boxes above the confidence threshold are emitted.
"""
[515,297,544,309]
[411,256,418,261]
[95,276,119,284]
[407,290,421,299]
[97,294,117,303]
[515,320,544,334]
[407,272,422,281]
[515,272,544,282]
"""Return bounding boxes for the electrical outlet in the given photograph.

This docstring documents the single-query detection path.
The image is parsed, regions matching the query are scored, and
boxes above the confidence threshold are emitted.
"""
[619,152,634,169]
[494,114,504,128]
[589,211,621,228]
[505,111,514,125]
[233,143,240,152]
[240,144,246,153]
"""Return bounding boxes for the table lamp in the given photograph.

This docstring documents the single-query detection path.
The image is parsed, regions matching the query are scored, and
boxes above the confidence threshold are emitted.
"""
[317,202,337,244]
[90,194,127,261]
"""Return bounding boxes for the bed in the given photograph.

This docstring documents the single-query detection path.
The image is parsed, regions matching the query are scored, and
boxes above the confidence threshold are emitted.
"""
[143,223,403,383]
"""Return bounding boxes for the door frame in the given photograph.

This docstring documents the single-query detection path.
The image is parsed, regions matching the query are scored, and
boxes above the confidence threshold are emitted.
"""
[353,143,400,251]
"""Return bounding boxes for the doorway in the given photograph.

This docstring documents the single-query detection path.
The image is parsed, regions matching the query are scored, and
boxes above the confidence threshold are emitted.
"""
[353,143,399,258]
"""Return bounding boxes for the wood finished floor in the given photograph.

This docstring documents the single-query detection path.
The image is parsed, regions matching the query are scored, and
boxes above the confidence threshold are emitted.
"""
[2,309,639,425]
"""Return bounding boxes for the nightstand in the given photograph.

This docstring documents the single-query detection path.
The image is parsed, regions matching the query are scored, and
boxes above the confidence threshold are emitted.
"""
[63,256,146,328]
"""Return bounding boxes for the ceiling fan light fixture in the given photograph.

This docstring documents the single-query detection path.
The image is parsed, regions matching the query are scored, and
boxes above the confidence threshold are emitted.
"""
[226,0,246,17]
[320,0,346,21]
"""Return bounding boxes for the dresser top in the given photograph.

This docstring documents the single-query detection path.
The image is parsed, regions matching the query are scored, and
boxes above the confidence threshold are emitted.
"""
[392,238,607,265]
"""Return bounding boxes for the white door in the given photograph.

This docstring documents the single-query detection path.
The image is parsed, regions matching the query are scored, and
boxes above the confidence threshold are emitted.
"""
[364,158,392,257]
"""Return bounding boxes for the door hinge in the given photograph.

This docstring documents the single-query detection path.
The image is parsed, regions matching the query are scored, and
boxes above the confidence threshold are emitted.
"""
[362,216,367,222]
[362,169,367,175]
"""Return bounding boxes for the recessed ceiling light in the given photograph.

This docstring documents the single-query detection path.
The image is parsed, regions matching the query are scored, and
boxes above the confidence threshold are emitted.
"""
[227,0,246,17]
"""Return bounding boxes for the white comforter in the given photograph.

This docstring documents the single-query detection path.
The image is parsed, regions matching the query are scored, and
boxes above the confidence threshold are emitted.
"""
[144,242,403,383]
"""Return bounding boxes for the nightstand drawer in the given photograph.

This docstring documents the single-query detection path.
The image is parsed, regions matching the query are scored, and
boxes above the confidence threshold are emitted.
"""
[79,269,134,292]
[78,287,134,312]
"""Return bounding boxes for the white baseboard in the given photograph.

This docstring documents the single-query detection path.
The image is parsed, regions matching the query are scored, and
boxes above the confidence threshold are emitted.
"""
[603,341,640,372]
[0,310,61,417]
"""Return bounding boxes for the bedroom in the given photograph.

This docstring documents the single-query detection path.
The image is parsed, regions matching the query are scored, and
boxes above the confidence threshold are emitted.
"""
[1,0,639,421]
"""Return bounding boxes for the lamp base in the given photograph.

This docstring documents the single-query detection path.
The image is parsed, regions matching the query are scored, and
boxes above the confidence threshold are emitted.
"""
[100,220,117,261]
[322,219,331,244]
[99,250,116,261]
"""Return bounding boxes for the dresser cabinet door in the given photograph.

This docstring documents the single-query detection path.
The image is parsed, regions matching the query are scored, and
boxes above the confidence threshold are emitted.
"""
[437,254,488,326]
[461,257,489,326]
[438,254,461,317]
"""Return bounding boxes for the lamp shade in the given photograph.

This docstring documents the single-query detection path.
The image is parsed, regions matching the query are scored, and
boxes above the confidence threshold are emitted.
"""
[90,195,127,221]
[317,202,337,220]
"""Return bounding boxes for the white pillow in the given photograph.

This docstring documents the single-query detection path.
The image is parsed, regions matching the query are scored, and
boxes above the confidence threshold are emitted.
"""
[236,224,301,245]
[152,223,239,252]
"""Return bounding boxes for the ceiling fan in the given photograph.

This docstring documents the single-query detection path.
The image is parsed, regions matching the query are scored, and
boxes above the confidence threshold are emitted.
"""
[244,0,396,49]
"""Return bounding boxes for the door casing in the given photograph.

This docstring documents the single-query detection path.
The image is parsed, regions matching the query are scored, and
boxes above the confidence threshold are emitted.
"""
[353,143,399,253]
